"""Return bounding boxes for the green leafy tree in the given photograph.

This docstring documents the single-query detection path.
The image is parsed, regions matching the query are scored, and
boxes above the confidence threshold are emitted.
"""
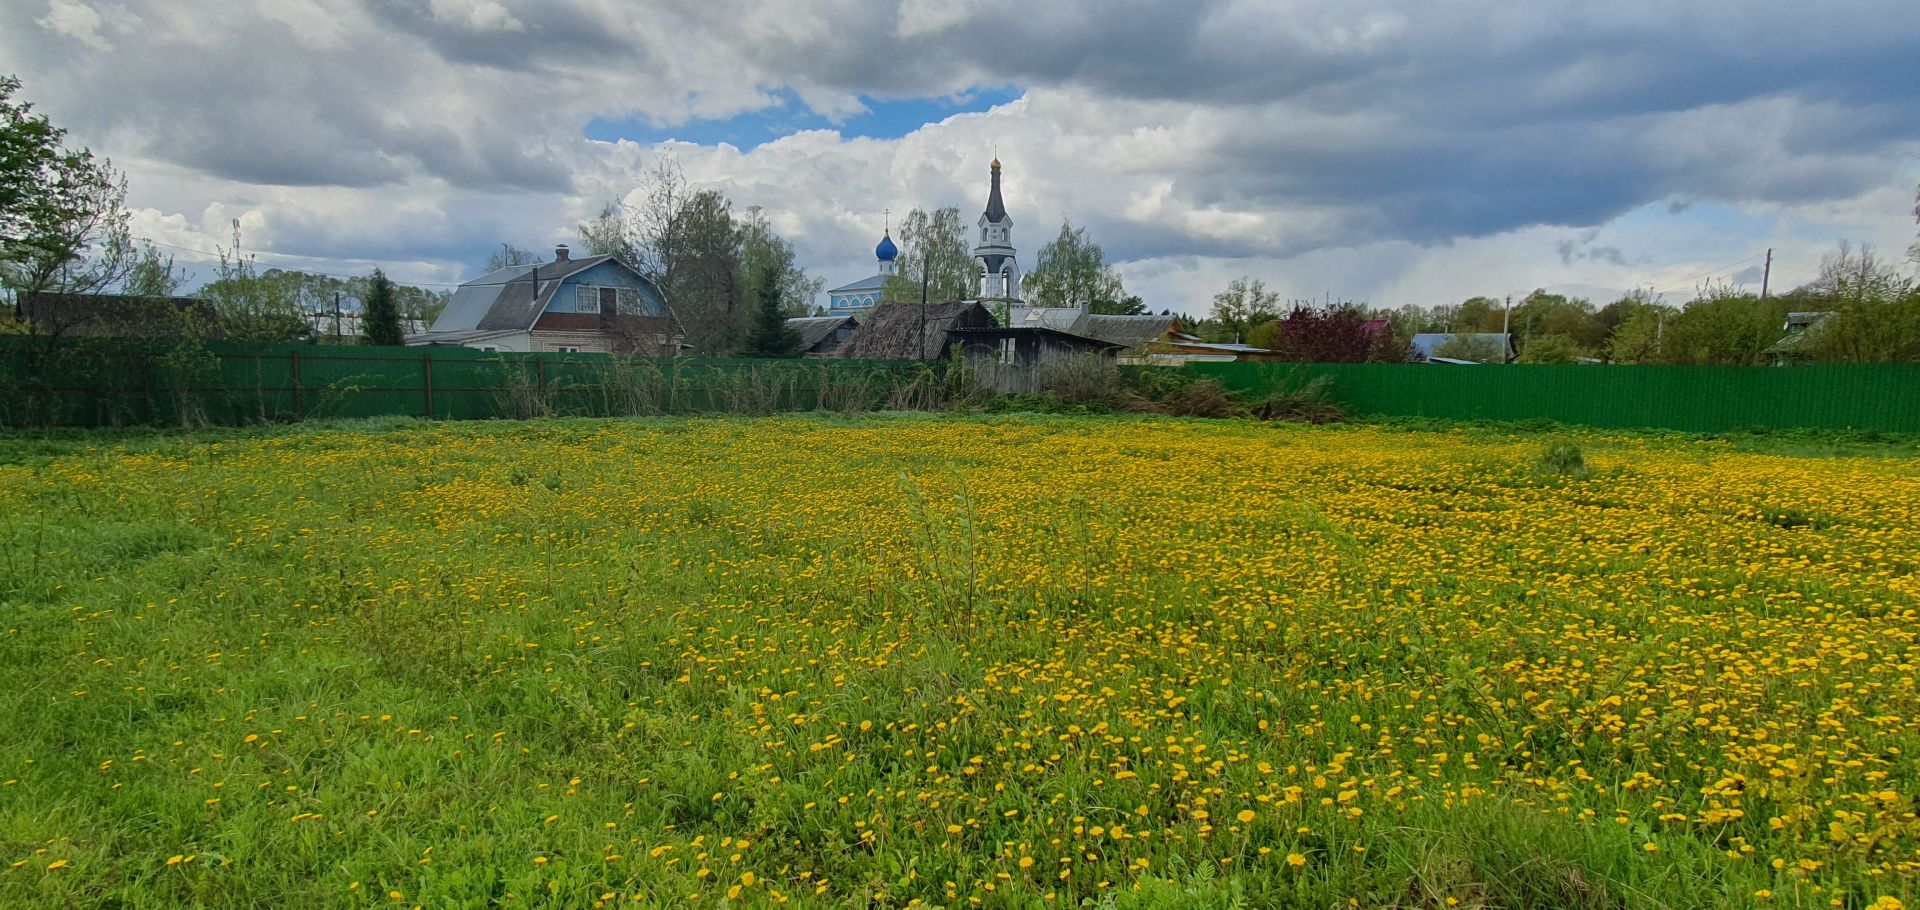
[1660,285,1790,365]
[123,242,185,297]
[361,269,404,346]
[198,230,309,341]
[1092,294,1148,316]
[1909,182,1919,270]
[0,75,136,298]
[736,206,823,318]
[1602,297,1676,364]
[1439,296,1507,333]
[883,207,974,304]
[742,264,803,357]
[1512,290,1604,350]
[580,161,822,354]
[1206,277,1280,343]
[661,189,744,353]
[485,244,540,273]
[1802,243,1920,363]
[1381,303,1444,339]
[1022,219,1127,311]
[1432,334,1505,363]
[578,202,641,267]
[1516,333,1584,363]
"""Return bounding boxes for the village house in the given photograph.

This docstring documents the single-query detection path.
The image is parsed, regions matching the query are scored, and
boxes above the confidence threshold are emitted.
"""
[15,291,220,338]
[785,314,860,357]
[839,300,997,361]
[409,245,683,355]
[1764,311,1836,365]
[947,325,1122,392]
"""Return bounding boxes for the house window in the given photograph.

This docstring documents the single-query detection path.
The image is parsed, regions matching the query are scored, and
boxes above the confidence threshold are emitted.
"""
[999,338,1017,365]
[556,345,581,353]
[574,286,598,314]
[477,345,498,353]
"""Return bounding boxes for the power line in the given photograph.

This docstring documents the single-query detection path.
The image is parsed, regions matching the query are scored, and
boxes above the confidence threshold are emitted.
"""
[136,236,468,289]
[1652,252,1768,297]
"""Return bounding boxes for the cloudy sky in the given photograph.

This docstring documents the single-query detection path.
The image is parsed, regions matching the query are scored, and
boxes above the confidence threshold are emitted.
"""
[7,0,1919,314]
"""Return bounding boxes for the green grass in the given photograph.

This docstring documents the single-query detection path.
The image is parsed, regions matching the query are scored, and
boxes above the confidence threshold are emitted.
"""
[1,414,1916,908]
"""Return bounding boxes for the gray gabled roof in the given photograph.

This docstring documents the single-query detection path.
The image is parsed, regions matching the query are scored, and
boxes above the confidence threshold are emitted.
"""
[786,315,857,349]
[1070,313,1181,350]
[429,255,617,334]
[1004,307,1181,350]
[840,300,994,360]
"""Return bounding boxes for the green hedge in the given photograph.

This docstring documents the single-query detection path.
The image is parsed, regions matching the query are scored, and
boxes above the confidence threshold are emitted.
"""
[1187,361,1920,433]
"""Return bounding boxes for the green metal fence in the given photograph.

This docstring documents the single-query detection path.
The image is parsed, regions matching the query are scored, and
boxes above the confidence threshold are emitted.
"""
[1187,361,1920,433]
[6,337,1916,432]
[0,338,934,427]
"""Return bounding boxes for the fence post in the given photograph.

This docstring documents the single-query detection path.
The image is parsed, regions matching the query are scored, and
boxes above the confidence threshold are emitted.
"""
[290,350,303,421]
[538,358,548,400]
[423,352,435,419]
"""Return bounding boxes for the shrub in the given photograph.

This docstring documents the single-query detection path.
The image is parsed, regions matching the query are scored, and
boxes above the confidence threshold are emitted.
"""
[1160,378,1239,419]
[1036,355,1152,412]
[1249,374,1344,424]
[1537,442,1589,479]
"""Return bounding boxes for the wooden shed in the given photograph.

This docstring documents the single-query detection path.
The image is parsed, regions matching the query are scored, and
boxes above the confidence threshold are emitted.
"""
[946,326,1123,393]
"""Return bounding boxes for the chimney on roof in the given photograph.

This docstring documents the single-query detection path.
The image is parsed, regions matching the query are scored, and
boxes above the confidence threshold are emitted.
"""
[554,244,570,262]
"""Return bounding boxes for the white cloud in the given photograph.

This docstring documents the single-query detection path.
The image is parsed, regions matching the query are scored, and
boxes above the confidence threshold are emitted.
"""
[38,0,111,49]
[0,0,1914,309]
[429,0,524,32]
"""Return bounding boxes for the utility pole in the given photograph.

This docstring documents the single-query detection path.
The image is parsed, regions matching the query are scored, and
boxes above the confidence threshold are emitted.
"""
[1501,294,1512,363]
[333,291,343,342]
[919,244,931,360]
[1760,248,1773,302]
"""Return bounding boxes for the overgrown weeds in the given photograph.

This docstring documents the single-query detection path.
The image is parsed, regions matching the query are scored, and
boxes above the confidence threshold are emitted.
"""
[1249,373,1344,423]
[1537,442,1591,479]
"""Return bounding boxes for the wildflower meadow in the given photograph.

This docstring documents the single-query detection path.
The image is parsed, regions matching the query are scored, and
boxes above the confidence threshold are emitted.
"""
[1,415,1916,909]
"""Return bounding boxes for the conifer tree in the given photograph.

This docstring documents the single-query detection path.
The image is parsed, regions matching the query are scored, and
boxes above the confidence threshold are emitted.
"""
[362,268,404,346]
[744,263,802,357]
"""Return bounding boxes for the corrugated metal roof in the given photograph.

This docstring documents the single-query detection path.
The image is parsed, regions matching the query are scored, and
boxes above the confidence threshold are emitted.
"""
[1007,306,1082,331]
[828,273,889,294]
[407,328,524,345]
[1411,333,1512,359]
[1071,313,1180,349]
[431,255,616,333]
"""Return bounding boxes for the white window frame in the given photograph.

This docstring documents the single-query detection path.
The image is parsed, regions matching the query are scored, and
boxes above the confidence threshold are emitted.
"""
[556,345,581,354]
[574,286,598,314]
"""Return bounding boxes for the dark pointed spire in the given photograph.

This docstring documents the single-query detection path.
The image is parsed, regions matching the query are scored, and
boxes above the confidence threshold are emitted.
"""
[983,158,1007,223]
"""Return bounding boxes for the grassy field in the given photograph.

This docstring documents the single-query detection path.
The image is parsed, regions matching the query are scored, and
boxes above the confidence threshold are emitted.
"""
[1,415,1917,909]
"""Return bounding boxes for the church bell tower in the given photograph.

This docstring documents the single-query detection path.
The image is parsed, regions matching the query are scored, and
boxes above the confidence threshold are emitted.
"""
[972,158,1020,302]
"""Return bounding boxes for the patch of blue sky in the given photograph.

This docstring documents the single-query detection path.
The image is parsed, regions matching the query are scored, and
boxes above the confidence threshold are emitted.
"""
[584,86,1022,150]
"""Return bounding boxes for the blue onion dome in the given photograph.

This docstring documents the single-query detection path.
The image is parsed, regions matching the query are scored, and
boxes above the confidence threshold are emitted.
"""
[875,231,898,262]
